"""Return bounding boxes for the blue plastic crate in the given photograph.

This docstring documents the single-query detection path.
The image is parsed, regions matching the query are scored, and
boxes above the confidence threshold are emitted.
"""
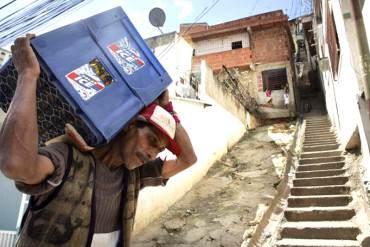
[0,7,172,147]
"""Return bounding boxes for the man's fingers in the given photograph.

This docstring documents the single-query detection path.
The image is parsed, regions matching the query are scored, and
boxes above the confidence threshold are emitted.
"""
[26,33,35,39]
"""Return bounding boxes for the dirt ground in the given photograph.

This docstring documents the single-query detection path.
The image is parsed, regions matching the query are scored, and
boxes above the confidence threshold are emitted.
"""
[132,122,296,247]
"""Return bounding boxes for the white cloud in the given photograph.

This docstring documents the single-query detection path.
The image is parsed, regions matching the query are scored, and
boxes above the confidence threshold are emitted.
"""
[173,0,193,20]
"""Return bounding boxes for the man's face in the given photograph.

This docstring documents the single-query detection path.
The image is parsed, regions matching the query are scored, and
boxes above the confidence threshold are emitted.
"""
[120,122,169,170]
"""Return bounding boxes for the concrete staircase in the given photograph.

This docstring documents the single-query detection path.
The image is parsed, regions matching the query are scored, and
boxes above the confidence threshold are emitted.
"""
[276,116,364,247]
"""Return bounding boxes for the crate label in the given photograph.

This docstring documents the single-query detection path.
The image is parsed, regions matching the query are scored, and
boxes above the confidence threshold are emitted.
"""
[107,37,145,75]
[65,63,107,101]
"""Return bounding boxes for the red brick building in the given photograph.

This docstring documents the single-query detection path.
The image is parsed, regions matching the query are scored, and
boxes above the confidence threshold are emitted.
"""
[181,10,297,117]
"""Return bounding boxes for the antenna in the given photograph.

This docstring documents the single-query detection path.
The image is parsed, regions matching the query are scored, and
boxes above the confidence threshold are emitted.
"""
[149,7,166,34]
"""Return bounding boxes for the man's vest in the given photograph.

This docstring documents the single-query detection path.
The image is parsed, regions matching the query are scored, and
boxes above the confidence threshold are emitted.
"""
[16,145,136,247]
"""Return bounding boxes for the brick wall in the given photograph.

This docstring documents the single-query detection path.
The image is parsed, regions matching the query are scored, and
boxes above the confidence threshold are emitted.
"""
[251,26,292,63]
[180,23,208,35]
[192,47,253,71]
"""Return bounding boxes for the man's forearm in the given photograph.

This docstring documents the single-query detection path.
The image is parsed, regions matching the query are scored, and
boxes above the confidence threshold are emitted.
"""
[161,123,197,178]
[174,124,197,164]
[0,72,39,179]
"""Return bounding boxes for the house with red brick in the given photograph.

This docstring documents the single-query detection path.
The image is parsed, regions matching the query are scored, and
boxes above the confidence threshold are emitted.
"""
[181,10,297,119]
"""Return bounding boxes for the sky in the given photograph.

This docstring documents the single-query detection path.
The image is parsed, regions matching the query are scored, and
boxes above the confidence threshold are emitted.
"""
[0,0,312,49]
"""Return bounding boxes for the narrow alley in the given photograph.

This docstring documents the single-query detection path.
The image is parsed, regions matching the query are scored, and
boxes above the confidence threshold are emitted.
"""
[132,123,296,247]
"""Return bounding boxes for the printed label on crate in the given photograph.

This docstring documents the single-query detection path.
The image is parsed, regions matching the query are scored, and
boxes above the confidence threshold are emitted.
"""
[107,37,145,75]
[65,63,107,101]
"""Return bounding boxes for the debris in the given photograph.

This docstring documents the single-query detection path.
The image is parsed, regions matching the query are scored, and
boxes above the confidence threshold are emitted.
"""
[163,218,186,233]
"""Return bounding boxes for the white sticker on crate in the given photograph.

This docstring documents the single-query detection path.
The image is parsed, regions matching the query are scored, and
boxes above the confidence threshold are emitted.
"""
[107,37,145,75]
[65,63,106,101]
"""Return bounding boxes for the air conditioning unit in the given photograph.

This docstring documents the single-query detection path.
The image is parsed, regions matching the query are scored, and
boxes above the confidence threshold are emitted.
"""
[318,57,330,72]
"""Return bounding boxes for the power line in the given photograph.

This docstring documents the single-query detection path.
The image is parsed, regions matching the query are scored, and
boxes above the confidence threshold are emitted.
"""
[288,0,294,18]
[249,0,258,15]
[0,0,16,10]
[0,0,94,48]
[157,0,221,59]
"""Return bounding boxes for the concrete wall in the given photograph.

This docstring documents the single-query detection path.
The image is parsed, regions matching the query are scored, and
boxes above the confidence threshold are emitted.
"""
[201,60,247,124]
[363,0,370,50]
[194,32,250,56]
[254,61,295,110]
[315,0,370,181]
[134,96,246,233]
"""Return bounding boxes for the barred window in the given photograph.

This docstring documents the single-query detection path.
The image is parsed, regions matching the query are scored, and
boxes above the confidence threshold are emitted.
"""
[262,68,288,91]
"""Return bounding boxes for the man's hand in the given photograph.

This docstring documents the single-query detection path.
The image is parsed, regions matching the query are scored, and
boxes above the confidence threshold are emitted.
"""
[11,34,40,79]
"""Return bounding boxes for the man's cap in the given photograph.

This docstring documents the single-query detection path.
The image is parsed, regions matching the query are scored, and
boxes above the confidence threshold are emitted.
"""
[138,103,181,156]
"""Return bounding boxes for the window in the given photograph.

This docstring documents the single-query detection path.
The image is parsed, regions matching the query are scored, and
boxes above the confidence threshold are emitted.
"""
[231,41,242,50]
[262,68,288,91]
[326,7,341,78]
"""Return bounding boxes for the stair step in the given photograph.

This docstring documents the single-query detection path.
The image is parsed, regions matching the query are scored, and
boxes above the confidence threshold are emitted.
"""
[300,150,342,159]
[293,176,349,187]
[303,144,339,152]
[303,140,338,146]
[295,169,346,178]
[305,129,332,133]
[288,195,352,207]
[306,119,330,123]
[305,132,336,137]
[305,130,332,134]
[304,136,337,142]
[280,221,360,240]
[291,185,350,196]
[305,121,330,125]
[300,156,345,165]
[297,162,345,172]
[304,138,338,143]
[276,238,359,247]
[284,206,355,221]
[305,124,331,128]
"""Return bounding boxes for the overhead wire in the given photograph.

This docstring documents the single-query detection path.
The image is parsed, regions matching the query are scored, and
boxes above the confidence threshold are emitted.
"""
[0,0,94,48]
[0,0,16,11]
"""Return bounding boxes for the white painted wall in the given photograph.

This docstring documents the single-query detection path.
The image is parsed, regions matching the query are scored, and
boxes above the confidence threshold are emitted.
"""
[151,33,194,97]
[362,0,370,50]
[194,32,250,56]
[316,0,370,181]
[134,96,246,233]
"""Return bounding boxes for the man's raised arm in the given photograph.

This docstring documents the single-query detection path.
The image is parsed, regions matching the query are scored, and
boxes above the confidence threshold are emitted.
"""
[0,34,54,184]
[156,91,197,179]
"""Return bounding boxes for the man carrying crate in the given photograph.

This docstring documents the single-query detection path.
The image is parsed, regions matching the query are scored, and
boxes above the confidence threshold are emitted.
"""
[0,35,197,247]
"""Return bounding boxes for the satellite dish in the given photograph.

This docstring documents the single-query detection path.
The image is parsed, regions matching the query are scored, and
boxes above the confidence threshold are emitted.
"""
[149,7,166,28]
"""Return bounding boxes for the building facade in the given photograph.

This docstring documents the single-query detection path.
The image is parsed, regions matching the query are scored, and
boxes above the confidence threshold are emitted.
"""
[312,0,370,184]
[145,32,196,99]
[181,10,297,119]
